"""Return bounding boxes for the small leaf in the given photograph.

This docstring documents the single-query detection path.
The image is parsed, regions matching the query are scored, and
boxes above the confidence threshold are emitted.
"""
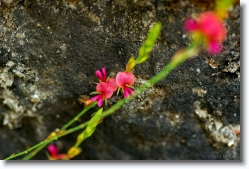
[77,133,84,143]
[136,54,149,64]
[90,91,102,95]
[85,126,95,137]
[125,56,136,72]
[125,84,134,89]
[136,22,162,64]
[45,132,57,140]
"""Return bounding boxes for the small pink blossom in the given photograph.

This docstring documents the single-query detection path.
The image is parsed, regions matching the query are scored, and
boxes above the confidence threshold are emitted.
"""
[91,68,118,107]
[47,144,68,160]
[91,82,115,107]
[184,11,227,54]
[116,72,135,98]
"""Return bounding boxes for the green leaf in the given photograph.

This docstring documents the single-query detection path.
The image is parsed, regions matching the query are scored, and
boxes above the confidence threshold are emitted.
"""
[136,22,162,64]
[125,56,136,72]
[90,91,102,95]
[74,108,103,148]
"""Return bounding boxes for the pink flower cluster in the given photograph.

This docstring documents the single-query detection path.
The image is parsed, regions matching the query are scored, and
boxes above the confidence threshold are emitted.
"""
[184,11,227,55]
[91,68,135,107]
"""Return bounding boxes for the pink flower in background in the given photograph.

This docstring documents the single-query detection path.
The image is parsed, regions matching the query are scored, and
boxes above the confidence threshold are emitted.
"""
[184,11,227,54]
[47,144,67,160]
[116,72,135,98]
[91,82,115,107]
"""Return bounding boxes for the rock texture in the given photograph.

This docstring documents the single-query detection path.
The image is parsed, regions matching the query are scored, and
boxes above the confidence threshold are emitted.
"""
[0,0,240,160]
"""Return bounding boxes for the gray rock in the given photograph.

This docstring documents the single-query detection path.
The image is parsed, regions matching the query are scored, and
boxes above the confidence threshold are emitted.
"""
[0,0,240,160]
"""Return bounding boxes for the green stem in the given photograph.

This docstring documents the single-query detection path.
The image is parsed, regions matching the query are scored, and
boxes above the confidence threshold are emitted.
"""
[4,141,46,160]
[22,143,47,160]
[61,102,96,130]
[148,45,199,85]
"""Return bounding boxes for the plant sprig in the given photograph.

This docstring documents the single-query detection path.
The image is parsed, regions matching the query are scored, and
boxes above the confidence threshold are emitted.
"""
[4,0,235,158]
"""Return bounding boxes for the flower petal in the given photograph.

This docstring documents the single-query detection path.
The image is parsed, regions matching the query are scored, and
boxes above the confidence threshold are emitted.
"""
[97,96,103,107]
[101,68,106,81]
[91,94,104,107]
[184,18,198,32]
[47,145,59,156]
[107,78,118,91]
[207,40,222,55]
[116,72,135,87]
[104,86,114,99]
[91,95,102,102]
[95,68,107,82]
[56,154,68,160]
[95,70,103,81]
[123,86,134,98]
[96,82,114,98]
[198,12,226,41]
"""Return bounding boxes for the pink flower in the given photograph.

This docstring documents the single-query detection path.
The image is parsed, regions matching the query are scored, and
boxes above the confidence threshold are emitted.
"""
[116,72,135,98]
[91,68,118,107]
[184,11,227,54]
[91,81,115,107]
[47,144,68,160]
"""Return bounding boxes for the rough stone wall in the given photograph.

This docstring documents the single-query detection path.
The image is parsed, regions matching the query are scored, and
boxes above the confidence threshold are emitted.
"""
[0,0,240,160]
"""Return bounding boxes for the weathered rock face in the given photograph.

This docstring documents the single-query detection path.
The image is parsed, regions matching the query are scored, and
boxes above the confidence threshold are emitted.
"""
[0,0,240,160]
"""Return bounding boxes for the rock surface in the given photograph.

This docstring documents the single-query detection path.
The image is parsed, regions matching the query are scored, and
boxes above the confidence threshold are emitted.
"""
[0,0,240,160]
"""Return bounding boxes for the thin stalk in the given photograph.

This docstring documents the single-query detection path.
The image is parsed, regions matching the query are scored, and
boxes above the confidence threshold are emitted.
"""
[61,102,96,130]
[4,141,46,160]
[22,143,47,160]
